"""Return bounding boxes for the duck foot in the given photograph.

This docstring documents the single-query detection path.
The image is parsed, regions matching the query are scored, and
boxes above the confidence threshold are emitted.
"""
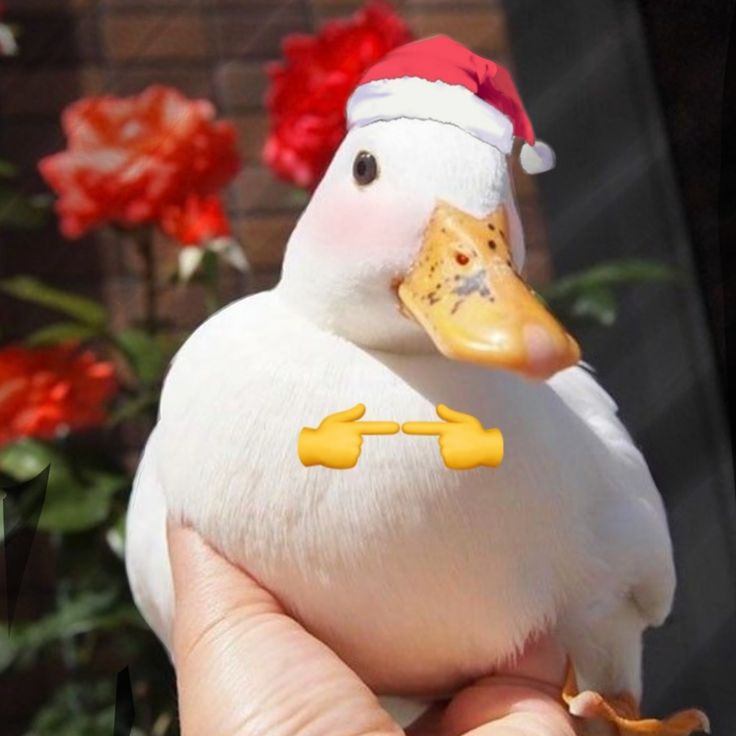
[561,662,709,736]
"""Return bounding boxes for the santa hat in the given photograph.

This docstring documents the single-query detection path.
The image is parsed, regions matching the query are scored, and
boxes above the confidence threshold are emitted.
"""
[346,35,555,175]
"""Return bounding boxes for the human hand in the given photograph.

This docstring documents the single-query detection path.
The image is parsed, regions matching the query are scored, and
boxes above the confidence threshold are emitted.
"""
[168,522,577,736]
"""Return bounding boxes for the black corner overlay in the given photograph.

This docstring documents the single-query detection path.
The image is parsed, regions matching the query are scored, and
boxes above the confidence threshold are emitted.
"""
[1,465,49,632]
[113,666,135,736]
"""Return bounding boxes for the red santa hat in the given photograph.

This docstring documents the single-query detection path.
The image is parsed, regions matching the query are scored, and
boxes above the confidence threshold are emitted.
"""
[346,35,555,175]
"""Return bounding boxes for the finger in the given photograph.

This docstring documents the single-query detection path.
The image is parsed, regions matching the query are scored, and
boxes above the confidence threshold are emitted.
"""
[355,421,401,436]
[436,634,573,736]
[167,521,402,736]
[322,403,366,425]
[482,429,504,467]
[406,703,445,736]
[436,404,476,424]
[456,696,575,736]
[408,688,575,736]
[402,421,448,435]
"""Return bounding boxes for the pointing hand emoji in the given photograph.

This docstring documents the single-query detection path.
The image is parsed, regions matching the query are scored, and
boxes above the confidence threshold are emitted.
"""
[403,404,504,470]
[298,404,400,469]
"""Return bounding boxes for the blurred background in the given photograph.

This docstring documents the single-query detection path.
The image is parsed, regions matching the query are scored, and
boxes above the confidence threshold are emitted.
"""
[0,0,734,734]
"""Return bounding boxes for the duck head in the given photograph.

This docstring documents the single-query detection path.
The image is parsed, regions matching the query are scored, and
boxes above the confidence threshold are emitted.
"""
[278,116,580,381]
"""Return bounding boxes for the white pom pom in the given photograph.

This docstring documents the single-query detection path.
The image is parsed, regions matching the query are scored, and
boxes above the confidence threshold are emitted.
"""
[520,140,556,175]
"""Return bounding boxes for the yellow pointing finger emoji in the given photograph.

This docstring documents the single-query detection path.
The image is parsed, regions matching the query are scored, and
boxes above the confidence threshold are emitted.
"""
[403,404,504,470]
[298,403,400,469]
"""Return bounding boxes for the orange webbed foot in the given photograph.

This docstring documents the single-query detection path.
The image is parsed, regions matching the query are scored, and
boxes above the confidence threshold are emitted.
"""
[561,661,709,736]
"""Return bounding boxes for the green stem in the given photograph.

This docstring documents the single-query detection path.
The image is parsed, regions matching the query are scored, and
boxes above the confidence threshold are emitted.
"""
[203,250,220,315]
[51,533,83,715]
[133,229,158,333]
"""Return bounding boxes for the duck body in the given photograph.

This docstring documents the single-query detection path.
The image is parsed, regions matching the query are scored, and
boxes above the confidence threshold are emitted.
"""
[127,287,674,700]
[126,83,682,724]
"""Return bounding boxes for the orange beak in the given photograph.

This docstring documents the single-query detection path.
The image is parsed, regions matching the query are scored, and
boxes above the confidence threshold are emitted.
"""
[397,201,581,380]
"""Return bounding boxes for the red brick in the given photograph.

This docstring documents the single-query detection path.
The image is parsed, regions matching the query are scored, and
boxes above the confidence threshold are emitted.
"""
[232,112,269,163]
[524,246,553,287]
[309,0,378,18]
[0,666,56,722]
[311,0,505,25]
[158,281,212,327]
[3,0,97,9]
[406,8,509,55]
[101,279,145,332]
[106,66,213,99]
[510,154,538,201]
[210,6,311,60]
[5,10,100,64]
[234,165,308,213]
[101,12,208,63]
[215,60,268,111]
[0,66,105,116]
[405,0,504,5]
[101,0,202,7]
[233,213,297,269]
[248,268,281,292]
[517,200,552,282]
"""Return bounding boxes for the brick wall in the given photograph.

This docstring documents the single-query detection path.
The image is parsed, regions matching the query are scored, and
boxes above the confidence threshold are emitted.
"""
[0,2,551,731]
[0,0,551,338]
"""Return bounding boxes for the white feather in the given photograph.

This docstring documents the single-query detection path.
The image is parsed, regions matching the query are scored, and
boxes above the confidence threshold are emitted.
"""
[127,290,674,698]
[126,116,675,708]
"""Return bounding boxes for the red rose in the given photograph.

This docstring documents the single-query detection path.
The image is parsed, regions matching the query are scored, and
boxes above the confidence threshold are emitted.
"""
[0,343,117,446]
[39,86,241,239]
[263,0,412,189]
[160,194,231,247]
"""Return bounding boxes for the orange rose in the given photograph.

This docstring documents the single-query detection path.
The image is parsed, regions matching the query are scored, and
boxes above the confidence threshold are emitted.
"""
[0,343,117,446]
[39,86,240,240]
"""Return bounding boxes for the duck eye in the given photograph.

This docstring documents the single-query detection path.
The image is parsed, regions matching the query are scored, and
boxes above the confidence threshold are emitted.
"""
[353,151,378,186]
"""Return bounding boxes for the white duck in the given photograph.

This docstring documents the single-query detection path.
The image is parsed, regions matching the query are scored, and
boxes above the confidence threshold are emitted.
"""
[126,36,706,735]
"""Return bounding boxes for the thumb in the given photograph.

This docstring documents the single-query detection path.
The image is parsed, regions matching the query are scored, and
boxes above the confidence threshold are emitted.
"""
[168,521,402,736]
[168,520,282,661]
[436,404,479,426]
[322,403,367,425]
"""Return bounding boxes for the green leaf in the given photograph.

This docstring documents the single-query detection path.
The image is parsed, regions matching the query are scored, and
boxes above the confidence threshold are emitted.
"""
[2,589,143,673]
[12,588,107,648]
[286,187,311,207]
[106,392,159,426]
[0,440,127,532]
[0,629,17,673]
[25,322,103,347]
[22,674,149,736]
[25,681,114,736]
[28,701,117,736]
[570,285,617,326]
[540,258,680,328]
[0,276,109,327]
[0,484,24,544]
[26,678,153,736]
[542,258,679,303]
[113,328,169,386]
[0,159,17,178]
[0,188,49,229]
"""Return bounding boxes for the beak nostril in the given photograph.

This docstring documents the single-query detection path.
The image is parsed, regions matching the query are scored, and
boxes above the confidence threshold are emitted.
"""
[397,202,581,377]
